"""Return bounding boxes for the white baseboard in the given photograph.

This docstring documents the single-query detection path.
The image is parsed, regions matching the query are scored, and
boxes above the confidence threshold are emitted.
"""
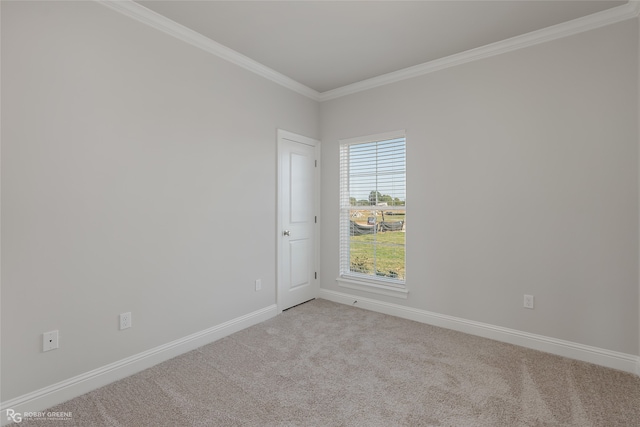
[319,289,640,376]
[0,304,278,426]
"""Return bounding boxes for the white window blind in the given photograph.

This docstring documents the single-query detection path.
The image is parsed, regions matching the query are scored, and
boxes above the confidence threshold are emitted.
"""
[339,132,406,288]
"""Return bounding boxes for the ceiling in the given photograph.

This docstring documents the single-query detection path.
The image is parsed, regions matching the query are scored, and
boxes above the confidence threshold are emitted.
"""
[136,1,626,94]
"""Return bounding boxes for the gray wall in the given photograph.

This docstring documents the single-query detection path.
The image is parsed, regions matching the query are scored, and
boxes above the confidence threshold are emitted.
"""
[1,1,319,400]
[320,20,639,355]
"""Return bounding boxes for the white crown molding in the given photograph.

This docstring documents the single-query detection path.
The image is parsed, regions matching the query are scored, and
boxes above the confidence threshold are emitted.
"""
[319,1,640,102]
[97,0,321,101]
[319,289,640,376]
[98,1,638,103]
[0,304,278,426]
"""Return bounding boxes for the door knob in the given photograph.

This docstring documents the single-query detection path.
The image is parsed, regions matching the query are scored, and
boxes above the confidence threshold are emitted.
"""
[283,230,291,236]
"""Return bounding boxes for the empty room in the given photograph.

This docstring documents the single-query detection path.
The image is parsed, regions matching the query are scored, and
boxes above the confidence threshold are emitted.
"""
[1,1,639,425]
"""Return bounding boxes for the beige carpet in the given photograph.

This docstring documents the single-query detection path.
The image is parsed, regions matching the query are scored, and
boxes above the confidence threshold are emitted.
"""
[16,299,640,426]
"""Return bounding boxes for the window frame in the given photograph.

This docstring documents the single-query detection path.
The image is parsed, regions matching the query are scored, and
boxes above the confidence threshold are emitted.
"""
[337,130,408,298]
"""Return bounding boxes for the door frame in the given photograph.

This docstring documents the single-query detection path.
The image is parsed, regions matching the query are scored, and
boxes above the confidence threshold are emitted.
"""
[276,129,321,312]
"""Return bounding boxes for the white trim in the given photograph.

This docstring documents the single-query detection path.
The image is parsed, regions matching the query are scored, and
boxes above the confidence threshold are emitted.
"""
[97,0,320,101]
[339,130,406,146]
[97,1,639,103]
[319,1,640,102]
[337,276,408,299]
[278,129,319,148]
[0,305,278,426]
[319,289,640,376]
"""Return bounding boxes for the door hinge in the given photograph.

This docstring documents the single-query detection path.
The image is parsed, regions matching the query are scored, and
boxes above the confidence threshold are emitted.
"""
[315,272,317,279]
[315,160,317,167]
[315,216,317,223]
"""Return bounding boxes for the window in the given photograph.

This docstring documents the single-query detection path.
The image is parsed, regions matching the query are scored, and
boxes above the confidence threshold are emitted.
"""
[339,131,406,296]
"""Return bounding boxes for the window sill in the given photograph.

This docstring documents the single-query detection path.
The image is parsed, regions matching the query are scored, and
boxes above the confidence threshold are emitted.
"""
[336,275,408,299]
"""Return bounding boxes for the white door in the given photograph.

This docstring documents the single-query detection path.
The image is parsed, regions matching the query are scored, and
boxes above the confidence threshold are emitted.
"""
[277,130,319,311]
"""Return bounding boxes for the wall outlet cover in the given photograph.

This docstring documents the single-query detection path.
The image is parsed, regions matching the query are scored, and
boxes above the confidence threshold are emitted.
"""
[120,312,132,330]
[43,330,59,352]
[524,295,534,309]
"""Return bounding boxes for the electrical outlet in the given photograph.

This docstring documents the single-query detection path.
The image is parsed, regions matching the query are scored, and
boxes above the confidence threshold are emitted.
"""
[255,279,262,291]
[43,330,59,352]
[524,295,534,309]
[119,312,132,330]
